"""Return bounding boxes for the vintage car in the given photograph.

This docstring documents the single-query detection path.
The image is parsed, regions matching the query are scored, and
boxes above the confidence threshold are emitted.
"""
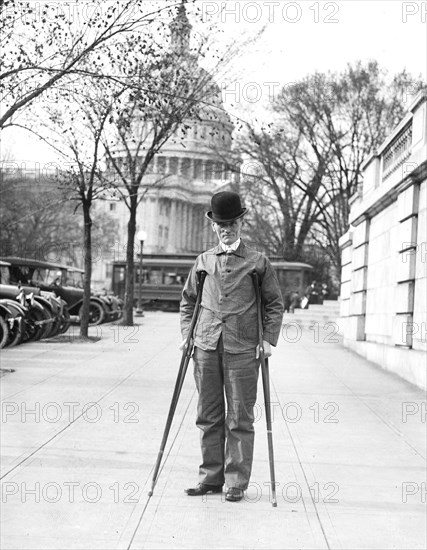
[64,266,124,323]
[1,257,122,326]
[0,259,70,346]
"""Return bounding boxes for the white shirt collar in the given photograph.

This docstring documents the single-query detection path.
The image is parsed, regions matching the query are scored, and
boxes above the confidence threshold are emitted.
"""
[220,238,241,253]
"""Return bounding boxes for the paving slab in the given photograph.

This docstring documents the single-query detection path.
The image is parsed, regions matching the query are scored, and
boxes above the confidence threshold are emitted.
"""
[0,312,426,549]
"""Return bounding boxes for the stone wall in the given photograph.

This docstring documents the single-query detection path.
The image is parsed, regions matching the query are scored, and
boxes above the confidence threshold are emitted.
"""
[366,203,399,346]
[413,180,426,352]
[339,90,427,389]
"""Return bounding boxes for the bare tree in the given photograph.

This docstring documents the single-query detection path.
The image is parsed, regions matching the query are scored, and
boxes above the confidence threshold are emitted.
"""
[97,2,239,324]
[232,122,332,260]
[233,62,421,283]
[2,0,261,328]
[17,75,118,337]
[274,62,420,272]
[0,0,184,128]
[0,169,82,257]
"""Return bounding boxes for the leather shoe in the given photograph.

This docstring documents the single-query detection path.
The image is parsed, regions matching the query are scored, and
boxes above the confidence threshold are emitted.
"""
[225,487,244,502]
[185,483,223,496]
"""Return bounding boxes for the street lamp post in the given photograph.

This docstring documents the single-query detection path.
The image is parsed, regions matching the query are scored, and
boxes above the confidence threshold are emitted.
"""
[136,229,147,317]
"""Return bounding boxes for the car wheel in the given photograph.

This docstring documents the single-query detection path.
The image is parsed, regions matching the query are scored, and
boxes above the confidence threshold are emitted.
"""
[38,306,54,340]
[23,306,46,342]
[58,308,71,334]
[0,316,10,348]
[7,318,23,347]
[79,302,105,326]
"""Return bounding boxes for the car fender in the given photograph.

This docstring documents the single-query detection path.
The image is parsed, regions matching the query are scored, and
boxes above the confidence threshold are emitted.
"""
[0,302,13,318]
[90,296,110,311]
[33,295,56,315]
[67,296,108,315]
[97,295,115,312]
[0,299,26,317]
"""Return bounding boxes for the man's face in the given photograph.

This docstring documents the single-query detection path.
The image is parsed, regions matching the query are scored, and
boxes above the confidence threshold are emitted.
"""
[212,218,242,245]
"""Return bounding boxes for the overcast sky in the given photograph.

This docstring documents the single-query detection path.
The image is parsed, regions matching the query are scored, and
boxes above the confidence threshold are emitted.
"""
[4,0,426,166]
[213,0,425,117]
[220,0,425,81]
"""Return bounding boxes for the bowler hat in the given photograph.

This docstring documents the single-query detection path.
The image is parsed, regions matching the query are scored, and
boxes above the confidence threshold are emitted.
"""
[205,191,247,222]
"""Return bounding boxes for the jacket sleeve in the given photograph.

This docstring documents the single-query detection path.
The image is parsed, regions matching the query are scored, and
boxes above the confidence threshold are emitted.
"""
[179,259,199,340]
[261,257,284,347]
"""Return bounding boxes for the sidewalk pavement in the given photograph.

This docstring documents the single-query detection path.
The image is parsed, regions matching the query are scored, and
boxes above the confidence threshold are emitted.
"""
[0,312,425,550]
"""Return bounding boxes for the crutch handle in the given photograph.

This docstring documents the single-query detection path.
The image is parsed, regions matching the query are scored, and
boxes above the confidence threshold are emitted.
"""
[182,270,207,358]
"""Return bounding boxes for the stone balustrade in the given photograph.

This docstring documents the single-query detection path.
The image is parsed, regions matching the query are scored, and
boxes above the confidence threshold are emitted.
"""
[382,122,413,180]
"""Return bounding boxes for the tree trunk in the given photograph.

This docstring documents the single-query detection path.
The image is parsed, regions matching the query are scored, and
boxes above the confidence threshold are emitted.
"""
[123,193,137,325]
[80,203,92,338]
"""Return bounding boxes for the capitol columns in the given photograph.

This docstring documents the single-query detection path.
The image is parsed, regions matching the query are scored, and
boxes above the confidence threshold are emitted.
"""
[183,203,190,252]
[169,199,178,252]
[177,157,183,176]
[192,206,198,252]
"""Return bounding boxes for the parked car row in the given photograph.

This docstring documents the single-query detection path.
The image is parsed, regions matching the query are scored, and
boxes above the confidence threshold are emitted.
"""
[0,261,70,348]
[0,258,124,349]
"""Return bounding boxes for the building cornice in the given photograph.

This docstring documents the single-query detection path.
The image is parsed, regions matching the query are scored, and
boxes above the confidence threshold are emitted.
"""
[351,160,427,226]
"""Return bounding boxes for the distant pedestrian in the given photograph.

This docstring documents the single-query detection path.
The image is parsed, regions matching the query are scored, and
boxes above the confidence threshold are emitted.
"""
[321,283,329,301]
[180,191,284,502]
[289,290,300,313]
[316,281,323,304]
[305,280,319,306]
[284,291,292,313]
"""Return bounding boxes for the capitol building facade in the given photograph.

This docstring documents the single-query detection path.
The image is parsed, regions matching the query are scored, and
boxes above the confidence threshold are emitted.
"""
[93,2,237,287]
[107,107,236,255]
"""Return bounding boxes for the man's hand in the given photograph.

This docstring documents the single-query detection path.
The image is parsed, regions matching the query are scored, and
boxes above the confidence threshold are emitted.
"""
[256,340,272,359]
[179,338,193,351]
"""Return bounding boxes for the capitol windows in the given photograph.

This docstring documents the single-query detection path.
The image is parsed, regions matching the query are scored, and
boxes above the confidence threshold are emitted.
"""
[169,157,178,174]
[157,156,166,174]
[224,164,234,181]
[146,158,155,173]
[193,159,203,179]
[214,162,224,180]
[158,224,169,249]
[159,201,170,216]
[181,158,192,178]
[205,160,214,182]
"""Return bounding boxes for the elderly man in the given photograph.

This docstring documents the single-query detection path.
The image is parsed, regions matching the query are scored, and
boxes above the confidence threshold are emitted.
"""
[180,191,284,502]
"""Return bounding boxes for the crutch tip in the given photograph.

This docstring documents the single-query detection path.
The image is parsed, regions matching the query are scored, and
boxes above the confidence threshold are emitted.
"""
[272,500,277,507]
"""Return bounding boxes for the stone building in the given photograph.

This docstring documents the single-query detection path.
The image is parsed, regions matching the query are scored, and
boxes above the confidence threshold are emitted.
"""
[339,89,426,389]
[99,1,236,269]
